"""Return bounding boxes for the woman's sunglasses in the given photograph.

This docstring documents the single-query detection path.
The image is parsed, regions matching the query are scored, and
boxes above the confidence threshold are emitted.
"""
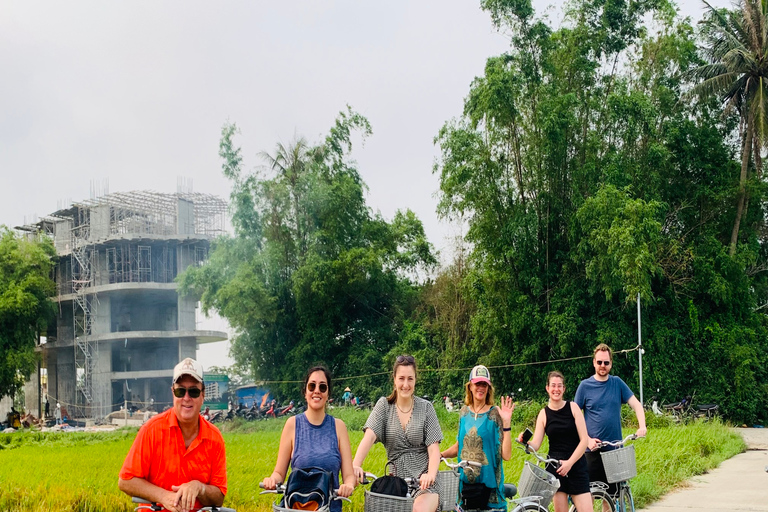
[307,382,328,393]
[173,386,202,399]
[396,355,415,364]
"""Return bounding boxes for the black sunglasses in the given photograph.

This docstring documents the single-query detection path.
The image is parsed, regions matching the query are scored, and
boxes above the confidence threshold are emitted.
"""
[307,382,328,393]
[396,355,415,364]
[173,386,203,399]
[596,360,612,366]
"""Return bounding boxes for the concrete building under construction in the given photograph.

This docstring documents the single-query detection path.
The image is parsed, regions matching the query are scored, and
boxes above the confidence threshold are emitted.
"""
[20,190,228,419]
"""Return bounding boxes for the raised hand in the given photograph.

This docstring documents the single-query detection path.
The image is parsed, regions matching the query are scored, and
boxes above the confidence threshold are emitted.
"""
[498,396,514,427]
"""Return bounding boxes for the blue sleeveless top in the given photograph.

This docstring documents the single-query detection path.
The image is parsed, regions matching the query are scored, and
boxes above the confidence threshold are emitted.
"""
[291,413,342,512]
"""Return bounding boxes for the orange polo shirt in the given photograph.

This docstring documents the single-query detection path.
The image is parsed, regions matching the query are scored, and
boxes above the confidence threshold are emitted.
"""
[119,408,227,506]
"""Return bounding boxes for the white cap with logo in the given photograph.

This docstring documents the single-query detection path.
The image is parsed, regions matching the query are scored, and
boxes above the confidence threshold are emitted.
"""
[173,357,204,383]
[469,365,492,385]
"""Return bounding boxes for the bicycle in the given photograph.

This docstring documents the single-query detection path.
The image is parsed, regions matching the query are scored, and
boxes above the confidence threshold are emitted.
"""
[567,434,641,512]
[259,482,350,511]
[440,446,559,512]
[131,496,235,512]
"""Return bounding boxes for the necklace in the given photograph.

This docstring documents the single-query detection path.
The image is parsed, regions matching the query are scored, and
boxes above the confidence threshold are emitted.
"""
[396,399,414,414]
[470,403,486,420]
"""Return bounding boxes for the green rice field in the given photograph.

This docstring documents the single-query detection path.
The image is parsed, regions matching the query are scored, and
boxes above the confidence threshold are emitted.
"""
[0,408,745,511]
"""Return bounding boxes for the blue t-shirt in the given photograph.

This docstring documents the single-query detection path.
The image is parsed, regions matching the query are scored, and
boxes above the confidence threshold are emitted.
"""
[573,375,633,449]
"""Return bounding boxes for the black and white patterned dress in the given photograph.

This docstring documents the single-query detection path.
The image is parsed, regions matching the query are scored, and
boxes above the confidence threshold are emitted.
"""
[364,396,444,496]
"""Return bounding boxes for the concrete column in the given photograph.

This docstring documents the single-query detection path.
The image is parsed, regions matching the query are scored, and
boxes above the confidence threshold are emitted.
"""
[56,348,76,412]
[92,341,112,418]
[23,364,41,417]
[91,205,111,241]
[177,199,195,235]
[92,294,111,336]
[178,296,196,331]
[47,351,58,405]
[179,338,196,361]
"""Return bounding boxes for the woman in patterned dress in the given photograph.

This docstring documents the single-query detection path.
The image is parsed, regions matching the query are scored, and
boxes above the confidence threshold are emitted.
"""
[441,365,514,511]
[352,355,443,512]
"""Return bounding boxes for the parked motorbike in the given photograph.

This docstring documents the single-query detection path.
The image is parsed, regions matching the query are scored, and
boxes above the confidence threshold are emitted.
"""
[275,400,295,417]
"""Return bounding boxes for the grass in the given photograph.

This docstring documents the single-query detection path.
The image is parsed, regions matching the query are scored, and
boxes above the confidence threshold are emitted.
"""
[0,407,746,512]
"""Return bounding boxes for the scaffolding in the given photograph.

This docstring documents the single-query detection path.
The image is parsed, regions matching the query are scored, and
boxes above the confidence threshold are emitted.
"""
[18,191,227,241]
[71,205,97,410]
[73,190,227,238]
[16,189,227,419]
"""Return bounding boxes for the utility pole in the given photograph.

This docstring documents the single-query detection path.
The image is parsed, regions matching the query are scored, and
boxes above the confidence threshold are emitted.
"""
[637,292,644,405]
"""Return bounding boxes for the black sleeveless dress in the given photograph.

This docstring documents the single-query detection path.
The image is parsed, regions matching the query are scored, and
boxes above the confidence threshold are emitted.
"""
[544,401,590,495]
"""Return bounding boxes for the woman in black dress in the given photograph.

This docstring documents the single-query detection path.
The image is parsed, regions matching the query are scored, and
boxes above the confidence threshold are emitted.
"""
[518,371,591,512]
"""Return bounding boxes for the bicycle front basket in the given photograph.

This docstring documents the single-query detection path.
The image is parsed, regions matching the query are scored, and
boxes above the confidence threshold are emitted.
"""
[437,470,459,512]
[517,461,560,508]
[600,444,637,483]
[364,490,414,512]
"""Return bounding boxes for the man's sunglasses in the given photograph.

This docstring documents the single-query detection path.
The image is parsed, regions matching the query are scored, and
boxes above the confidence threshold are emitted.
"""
[173,386,203,399]
[307,382,328,393]
[596,360,611,366]
[396,355,415,364]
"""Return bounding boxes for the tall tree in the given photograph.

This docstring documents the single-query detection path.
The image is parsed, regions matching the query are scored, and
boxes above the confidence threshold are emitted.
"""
[432,0,768,422]
[692,0,768,255]
[179,108,436,397]
[0,228,56,401]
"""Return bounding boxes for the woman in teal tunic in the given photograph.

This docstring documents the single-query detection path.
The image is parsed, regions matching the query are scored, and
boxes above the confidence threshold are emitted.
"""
[441,365,514,511]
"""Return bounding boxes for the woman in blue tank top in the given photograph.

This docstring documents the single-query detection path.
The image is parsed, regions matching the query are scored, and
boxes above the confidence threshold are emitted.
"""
[518,371,591,512]
[261,366,356,511]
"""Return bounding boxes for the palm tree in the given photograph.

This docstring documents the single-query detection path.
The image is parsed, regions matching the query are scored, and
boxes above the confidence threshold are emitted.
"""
[692,0,768,255]
[260,138,325,261]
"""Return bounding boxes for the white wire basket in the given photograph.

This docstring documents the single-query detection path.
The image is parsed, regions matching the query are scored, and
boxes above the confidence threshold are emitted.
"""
[363,490,414,512]
[517,461,560,508]
[601,444,637,483]
[437,470,459,511]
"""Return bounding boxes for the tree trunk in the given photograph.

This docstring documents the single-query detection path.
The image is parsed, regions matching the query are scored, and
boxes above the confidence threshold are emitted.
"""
[729,118,753,256]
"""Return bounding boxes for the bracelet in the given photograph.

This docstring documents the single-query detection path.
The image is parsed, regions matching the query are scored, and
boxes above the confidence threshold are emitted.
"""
[503,427,511,432]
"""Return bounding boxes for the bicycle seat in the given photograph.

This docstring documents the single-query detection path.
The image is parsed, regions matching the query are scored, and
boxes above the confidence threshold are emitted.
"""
[503,483,517,500]
[697,404,718,410]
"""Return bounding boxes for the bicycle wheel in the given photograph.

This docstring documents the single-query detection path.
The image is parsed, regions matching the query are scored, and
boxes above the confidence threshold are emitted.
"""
[518,503,548,512]
[567,488,615,512]
[617,487,634,512]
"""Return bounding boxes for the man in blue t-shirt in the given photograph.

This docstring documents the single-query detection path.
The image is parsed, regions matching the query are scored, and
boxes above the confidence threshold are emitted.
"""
[574,343,646,494]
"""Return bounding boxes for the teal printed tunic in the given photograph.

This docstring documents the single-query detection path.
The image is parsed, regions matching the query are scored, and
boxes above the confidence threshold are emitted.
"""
[458,405,506,511]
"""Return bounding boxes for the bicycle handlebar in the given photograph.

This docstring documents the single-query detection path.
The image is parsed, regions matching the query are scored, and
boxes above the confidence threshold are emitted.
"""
[257,482,351,502]
[595,434,640,449]
[440,457,483,470]
[516,441,561,466]
[131,497,236,512]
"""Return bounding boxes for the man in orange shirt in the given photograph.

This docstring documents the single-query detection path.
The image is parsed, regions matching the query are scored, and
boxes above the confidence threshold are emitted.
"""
[118,358,227,512]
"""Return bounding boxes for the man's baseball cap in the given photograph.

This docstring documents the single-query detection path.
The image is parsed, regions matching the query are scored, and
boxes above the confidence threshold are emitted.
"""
[469,365,492,385]
[173,357,204,383]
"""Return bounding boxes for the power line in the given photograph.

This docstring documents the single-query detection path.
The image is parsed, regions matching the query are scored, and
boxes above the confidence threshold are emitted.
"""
[252,345,641,384]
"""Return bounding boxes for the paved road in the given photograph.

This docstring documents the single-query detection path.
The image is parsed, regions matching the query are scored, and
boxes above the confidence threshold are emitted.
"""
[639,428,768,511]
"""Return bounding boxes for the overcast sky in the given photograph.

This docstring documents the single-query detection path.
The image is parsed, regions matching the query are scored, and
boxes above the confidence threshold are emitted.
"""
[0,0,728,369]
